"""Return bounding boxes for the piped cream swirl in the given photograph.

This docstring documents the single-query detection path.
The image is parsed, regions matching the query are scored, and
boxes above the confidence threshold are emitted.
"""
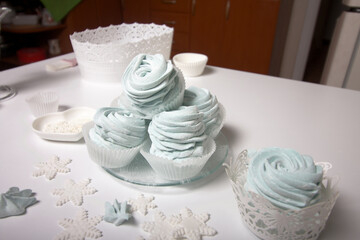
[183,86,222,136]
[148,106,209,160]
[89,107,147,149]
[245,148,323,210]
[121,54,185,118]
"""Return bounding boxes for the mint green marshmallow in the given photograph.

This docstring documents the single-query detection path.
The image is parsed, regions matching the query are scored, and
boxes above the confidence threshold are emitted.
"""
[245,148,323,210]
[90,107,147,149]
[148,106,208,160]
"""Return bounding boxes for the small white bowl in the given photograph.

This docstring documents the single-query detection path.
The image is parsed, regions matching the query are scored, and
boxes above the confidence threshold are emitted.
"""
[26,91,59,117]
[32,107,95,142]
[173,53,208,77]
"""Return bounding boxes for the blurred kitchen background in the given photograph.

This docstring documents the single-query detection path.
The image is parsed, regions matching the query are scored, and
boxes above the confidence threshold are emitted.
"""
[0,0,359,91]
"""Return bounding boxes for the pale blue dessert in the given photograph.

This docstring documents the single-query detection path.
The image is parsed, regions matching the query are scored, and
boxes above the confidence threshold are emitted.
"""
[148,106,209,160]
[104,200,131,226]
[183,86,223,137]
[89,107,147,149]
[84,107,147,168]
[121,54,185,119]
[245,148,323,210]
[0,187,37,218]
[142,106,216,180]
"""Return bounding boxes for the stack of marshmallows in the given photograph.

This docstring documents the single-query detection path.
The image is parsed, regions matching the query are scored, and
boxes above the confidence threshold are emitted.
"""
[83,54,225,180]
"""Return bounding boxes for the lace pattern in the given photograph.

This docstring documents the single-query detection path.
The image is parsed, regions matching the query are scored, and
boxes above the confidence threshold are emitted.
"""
[224,150,339,240]
[70,23,174,82]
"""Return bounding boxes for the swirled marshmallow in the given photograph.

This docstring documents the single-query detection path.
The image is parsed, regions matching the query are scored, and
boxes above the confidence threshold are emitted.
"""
[183,86,222,136]
[89,107,146,149]
[121,54,185,118]
[245,148,323,210]
[148,106,209,160]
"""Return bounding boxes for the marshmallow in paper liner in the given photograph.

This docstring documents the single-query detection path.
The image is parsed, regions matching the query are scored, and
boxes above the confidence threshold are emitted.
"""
[82,122,145,169]
[141,138,216,181]
[223,150,339,240]
[119,54,186,119]
[182,86,225,138]
[117,78,185,120]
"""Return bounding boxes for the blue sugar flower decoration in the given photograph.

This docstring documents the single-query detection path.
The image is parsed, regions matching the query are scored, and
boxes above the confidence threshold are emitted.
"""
[0,187,38,218]
[104,199,132,226]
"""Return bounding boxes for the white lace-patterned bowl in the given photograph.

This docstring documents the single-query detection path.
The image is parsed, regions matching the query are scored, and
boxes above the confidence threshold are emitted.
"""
[224,150,339,240]
[70,23,173,83]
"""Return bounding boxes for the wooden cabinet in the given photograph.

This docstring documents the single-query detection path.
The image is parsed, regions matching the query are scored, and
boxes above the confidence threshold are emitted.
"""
[190,0,280,74]
[151,0,190,13]
[149,0,191,56]
[220,0,281,74]
[122,0,191,56]
[121,0,280,74]
[122,0,150,23]
[189,0,226,67]
[58,0,123,53]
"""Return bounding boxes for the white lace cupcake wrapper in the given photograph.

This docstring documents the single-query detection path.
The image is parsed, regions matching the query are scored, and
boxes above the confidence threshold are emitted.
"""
[224,150,340,240]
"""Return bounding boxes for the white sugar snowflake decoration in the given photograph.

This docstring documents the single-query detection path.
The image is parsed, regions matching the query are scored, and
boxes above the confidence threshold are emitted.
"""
[33,156,71,180]
[55,208,103,240]
[142,210,181,240]
[128,194,157,215]
[174,208,217,240]
[53,178,97,206]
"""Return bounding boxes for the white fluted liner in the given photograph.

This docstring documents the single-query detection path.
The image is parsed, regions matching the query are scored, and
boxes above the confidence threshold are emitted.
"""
[173,53,208,77]
[224,150,339,240]
[141,138,216,181]
[70,23,174,82]
[26,92,59,117]
[83,122,145,168]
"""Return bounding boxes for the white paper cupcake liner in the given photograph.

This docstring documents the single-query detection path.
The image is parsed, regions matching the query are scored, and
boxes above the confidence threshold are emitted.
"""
[82,122,145,168]
[173,53,208,77]
[224,150,340,240]
[26,91,59,117]
[140,137,216,181]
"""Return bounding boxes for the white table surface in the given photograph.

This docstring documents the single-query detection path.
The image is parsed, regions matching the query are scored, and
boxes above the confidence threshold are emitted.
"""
[1,53,360,239]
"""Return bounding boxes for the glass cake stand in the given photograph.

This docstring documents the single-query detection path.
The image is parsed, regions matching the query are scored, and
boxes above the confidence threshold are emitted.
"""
[103,132,229,186]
